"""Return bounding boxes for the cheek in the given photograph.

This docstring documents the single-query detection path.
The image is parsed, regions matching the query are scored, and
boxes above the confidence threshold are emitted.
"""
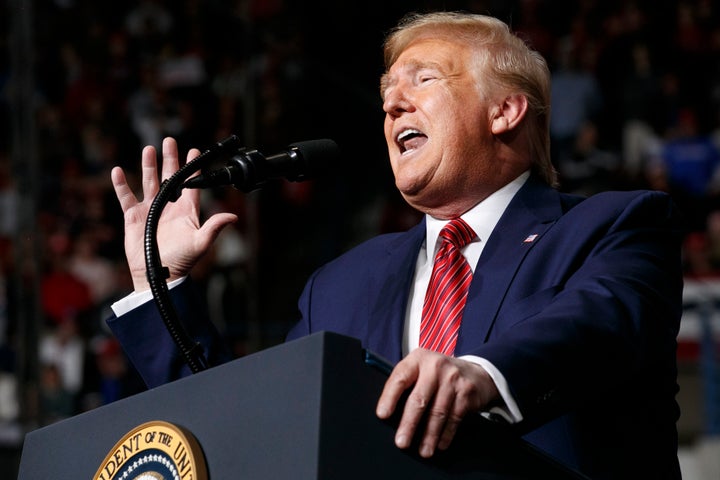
[383,116,394,144]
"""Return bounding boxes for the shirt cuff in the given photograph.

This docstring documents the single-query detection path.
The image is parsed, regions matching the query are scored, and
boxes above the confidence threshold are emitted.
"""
[111,277,187,317]
[458,354,524,424]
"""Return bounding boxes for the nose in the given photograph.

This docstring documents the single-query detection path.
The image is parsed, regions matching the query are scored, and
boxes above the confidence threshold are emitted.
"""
[382,83,413,116]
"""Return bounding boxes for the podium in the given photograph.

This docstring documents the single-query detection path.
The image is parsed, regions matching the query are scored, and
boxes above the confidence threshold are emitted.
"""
[17,332,588,479]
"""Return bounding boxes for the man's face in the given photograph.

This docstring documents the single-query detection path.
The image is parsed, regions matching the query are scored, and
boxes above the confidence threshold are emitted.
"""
[381,37,501,218]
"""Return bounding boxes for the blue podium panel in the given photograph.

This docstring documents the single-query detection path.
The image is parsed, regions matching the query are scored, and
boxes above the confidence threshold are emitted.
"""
[18,332,587,479]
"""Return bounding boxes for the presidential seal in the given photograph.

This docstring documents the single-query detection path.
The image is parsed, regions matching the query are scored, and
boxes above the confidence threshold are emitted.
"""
[93,421,207,480]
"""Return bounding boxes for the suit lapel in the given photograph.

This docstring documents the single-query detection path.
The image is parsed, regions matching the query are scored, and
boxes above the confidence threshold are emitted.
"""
[366,221,426,363]
[455,177,564,353]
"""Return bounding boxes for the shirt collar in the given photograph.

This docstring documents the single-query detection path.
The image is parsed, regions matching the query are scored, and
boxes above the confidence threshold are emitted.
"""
[424,171,530,262]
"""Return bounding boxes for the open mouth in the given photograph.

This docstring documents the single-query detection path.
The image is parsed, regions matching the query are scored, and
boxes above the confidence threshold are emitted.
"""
[397,128,427,154]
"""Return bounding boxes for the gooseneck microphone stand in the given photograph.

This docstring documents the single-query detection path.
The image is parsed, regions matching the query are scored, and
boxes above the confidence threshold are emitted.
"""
[144,135,242,374]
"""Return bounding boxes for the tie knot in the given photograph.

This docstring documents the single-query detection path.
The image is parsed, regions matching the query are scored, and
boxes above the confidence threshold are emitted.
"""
[439,218,476,249]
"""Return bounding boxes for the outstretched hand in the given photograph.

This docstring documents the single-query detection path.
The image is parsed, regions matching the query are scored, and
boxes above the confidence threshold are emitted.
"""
[111,137,238,292]
[376,348,500,458]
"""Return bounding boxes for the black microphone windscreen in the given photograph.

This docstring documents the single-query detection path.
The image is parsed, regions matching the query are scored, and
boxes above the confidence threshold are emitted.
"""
[289,139,340,177]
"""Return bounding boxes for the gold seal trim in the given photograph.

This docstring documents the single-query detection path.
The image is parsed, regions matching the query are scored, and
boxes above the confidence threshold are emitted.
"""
[93,420,207,480]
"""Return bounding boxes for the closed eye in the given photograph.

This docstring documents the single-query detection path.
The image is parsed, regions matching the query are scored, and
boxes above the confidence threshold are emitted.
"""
[416,72,438,85]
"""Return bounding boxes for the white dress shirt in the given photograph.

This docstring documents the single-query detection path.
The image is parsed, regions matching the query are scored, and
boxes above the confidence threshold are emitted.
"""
[403,171,529,423]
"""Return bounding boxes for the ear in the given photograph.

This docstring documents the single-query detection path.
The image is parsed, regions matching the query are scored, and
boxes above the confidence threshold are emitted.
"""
[490,94,528,135]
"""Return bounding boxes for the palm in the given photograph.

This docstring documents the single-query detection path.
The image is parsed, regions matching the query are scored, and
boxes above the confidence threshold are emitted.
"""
[124,188,203,284]
[112,138,237,291]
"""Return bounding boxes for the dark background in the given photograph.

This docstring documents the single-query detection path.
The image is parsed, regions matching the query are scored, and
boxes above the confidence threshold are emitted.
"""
[1,0,719,477]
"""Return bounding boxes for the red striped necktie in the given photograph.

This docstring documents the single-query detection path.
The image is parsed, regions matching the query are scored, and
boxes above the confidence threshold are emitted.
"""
[420,218,477,356]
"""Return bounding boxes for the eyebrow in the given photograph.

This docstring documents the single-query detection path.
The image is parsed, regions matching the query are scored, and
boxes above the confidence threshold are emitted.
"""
[379,73,394,96]
[380,59,444,96]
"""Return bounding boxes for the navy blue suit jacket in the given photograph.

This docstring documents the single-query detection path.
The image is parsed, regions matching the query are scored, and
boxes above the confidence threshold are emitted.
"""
[108,176,684,479]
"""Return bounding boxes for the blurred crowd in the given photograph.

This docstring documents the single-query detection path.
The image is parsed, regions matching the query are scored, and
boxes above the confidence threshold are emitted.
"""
[0,0,719,433]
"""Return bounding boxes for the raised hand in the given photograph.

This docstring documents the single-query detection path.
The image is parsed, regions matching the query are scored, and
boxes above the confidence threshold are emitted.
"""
[111,137,238,291]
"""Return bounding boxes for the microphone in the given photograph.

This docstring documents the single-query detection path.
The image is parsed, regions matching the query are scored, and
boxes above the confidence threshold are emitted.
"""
[182,139,340,192]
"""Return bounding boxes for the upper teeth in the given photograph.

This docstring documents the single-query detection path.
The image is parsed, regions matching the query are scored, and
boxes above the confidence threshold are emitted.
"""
[398,129,421,142]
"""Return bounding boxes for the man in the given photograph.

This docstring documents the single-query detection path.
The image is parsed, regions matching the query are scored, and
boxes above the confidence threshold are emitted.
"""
[108,12,683,479]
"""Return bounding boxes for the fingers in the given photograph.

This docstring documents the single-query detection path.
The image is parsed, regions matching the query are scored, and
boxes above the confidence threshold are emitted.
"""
[400,364,440,456]
[377,352,432,452]
[187,147,201,163]
[425,384,463,456]
[141,145,160,201]
[161,137,180,181]
[182,147,204,205]
[111,166,137,213]
[140,138,194,203]
[377,356,419,421]
[115,137,197,216]
[377,351,491,458]
[377,357,426,451]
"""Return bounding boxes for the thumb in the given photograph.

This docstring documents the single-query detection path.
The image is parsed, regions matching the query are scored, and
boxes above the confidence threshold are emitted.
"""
[197,213,239,248]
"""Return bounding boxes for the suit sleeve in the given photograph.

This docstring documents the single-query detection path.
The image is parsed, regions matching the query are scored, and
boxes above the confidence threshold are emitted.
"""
[106,278,231,388]
[469,191,684,430]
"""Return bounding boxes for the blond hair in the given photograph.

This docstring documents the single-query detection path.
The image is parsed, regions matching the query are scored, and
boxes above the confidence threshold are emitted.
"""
[383,11,557,186]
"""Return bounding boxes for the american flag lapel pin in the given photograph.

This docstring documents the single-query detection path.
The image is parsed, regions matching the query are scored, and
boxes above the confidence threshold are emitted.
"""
[523,233,539,243]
